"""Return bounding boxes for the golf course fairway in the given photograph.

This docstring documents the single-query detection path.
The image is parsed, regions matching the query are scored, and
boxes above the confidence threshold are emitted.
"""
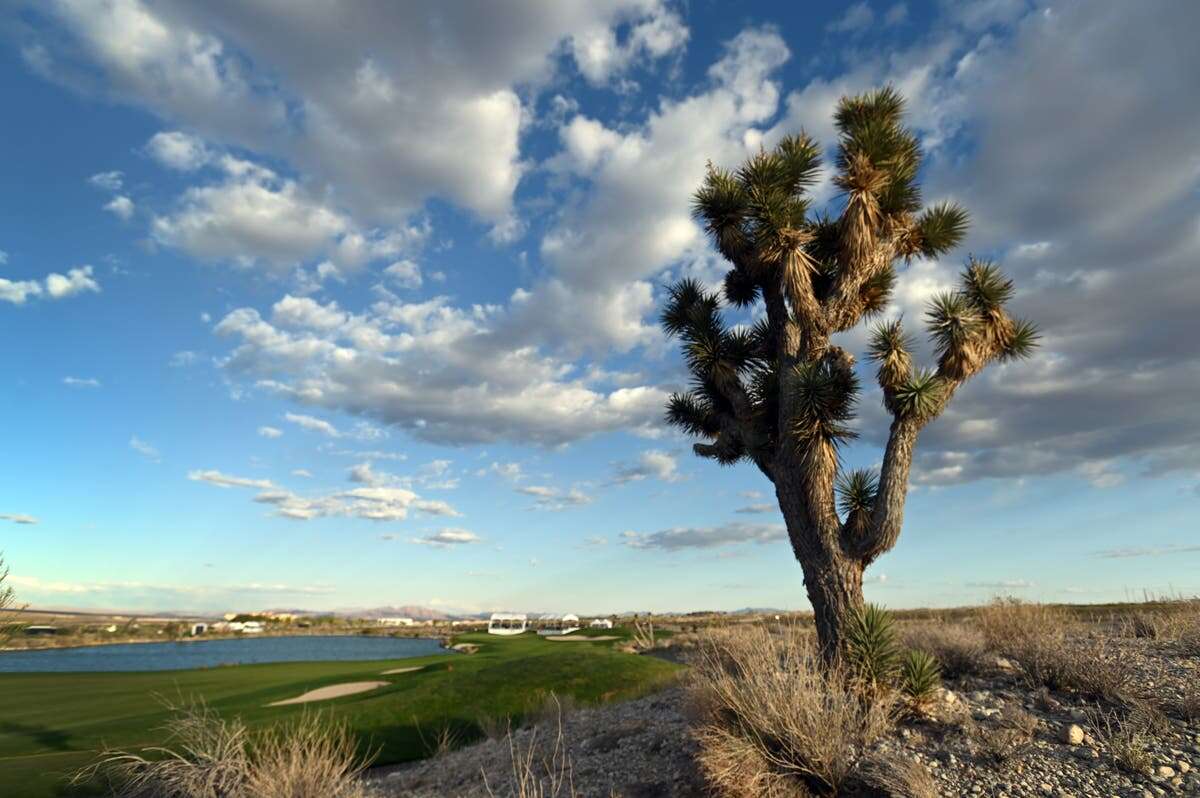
[0,632,681,798]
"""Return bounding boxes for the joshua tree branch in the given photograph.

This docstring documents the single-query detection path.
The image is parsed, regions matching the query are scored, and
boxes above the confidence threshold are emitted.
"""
[824,241,898,332]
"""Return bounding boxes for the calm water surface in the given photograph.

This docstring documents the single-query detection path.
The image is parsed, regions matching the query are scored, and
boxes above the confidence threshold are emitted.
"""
[0,635,446,673]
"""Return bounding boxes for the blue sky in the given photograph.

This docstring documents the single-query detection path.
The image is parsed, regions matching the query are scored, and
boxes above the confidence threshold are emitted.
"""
[2,1,1198,615]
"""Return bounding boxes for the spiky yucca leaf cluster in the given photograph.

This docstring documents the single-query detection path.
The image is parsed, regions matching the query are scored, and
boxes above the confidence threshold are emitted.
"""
[837,468,879,540]
[662,279,774,466]
[836,469,879,516]
[790,360,860,447]
[899,650,942,708]
[846,603,901,689]
[926,257,1041,382]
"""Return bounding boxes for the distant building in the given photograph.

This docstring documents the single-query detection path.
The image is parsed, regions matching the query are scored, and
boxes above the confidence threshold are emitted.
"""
[589,618,614,629]
[241,621,264,634]
[190,623,208,636]
[487,613,528,635]
[378,617,415,627]
[24,625,57,636]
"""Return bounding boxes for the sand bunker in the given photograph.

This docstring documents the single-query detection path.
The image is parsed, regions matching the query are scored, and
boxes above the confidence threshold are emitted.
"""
[267,681,388,706]
[380,665,424,675]
[546,635,619,642]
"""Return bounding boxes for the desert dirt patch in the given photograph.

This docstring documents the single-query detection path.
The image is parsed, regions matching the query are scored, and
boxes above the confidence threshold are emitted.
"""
[267,680,389,706]
[546,635,620,642]
[380,666,424,675]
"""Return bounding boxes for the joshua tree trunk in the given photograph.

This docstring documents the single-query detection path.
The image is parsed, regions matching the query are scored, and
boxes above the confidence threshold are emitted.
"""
[662,87,1038,659]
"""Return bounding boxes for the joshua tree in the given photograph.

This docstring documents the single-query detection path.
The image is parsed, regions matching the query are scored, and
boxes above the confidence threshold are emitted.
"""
[663,88,1038,657]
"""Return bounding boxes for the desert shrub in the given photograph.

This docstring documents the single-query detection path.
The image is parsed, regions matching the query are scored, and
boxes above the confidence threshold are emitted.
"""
[0,554,25,644]
[901,622,987,677]
[898,650,941,710]
[690,624,896,796]
[853,753,937,798]
[976,599,1145,708]
[1173,691,1200,721]
[977,598,1066,653]
[846,604,901,690]
[1089,707,1156,776]
[969,705,1037,768]
[76,701,371,798]
[1126,611,1164,640]
[242,715,372,798]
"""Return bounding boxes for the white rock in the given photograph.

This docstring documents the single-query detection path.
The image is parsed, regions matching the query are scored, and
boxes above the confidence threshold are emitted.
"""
[1061,724,1085,745]
[1154,765,1175,779]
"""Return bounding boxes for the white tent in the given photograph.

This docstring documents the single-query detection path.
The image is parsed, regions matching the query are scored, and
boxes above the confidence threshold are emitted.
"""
[536,613,581,636]
[589,618,613,629]
[487,613,528,635]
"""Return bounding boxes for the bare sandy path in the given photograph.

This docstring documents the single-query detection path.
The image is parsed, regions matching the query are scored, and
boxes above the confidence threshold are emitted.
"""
[267,680,388,706]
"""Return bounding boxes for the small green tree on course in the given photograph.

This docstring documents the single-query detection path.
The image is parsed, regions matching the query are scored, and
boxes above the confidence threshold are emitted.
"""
[1,553,26,644]
[663,87,1038,658]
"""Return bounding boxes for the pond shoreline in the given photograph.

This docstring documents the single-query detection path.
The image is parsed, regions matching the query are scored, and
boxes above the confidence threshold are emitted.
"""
[0,634,453,672]
[0,628,454,655]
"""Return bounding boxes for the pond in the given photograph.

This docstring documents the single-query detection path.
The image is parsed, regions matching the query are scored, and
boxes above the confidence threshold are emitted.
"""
[0,635,447,673]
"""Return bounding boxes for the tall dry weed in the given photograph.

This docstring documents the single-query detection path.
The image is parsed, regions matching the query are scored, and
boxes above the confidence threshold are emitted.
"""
[902,621,987,677]
[484,694,577,798]
[689,623,896,797]
[75,700,372,798]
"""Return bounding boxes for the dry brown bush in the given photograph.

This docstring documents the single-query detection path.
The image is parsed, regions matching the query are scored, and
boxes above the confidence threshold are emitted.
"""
[854,753,937,798]
[1088,707,1157,776]
[975,599,1148,711]
[75,700,371,798]
[901,621,987,677]
[977,598,1067,653]
[961,705,1037,768]
[689,624,896,797]
[243,715,372,798]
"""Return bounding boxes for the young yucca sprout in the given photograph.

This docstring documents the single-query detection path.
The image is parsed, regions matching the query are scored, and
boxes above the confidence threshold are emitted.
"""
[846,604,900,691]
[899,650,942,710]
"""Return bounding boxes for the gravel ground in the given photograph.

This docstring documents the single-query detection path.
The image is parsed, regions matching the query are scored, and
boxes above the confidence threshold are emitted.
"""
[367,686,706,797]
[368,636,1199,798]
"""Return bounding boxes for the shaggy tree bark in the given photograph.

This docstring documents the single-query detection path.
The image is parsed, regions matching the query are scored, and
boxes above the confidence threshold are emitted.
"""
[663,88,1038,659]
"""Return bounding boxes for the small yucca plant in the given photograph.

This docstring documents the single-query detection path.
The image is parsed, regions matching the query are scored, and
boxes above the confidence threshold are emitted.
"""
[846,604,900,690]
[899,650,941,709]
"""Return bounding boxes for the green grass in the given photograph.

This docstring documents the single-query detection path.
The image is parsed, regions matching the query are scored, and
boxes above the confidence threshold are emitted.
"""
[0,631,680,798]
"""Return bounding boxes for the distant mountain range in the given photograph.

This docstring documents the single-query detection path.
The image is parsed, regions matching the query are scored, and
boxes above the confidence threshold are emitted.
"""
[329,605,455,621]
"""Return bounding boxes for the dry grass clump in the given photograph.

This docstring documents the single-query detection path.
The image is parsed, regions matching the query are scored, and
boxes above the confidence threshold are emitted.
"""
[853,753,937,798]
[901,621,987,677]
[1088,707,1157,776]
[971,705,1038,767]
[76,700,372,798]
[1123,599,1200,652]
[484,695,578,798]
[976,599,1148,712]
[243,716,372,798]
[689,624,897,797]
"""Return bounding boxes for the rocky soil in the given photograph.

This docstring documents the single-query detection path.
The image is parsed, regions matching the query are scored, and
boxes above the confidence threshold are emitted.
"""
[368,636,1199,798]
